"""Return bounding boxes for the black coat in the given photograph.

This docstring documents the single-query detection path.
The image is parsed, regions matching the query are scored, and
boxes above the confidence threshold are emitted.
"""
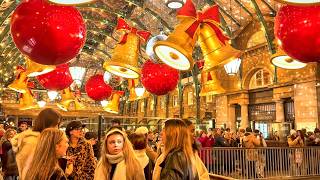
[159,149,199,180]
[1,140,19,176]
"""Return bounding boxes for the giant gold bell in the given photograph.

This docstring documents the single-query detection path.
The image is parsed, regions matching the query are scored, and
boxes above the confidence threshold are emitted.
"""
[8,71,28,93]
[104,93,120,114]
[57,88,75,111]
[200,24,242,72]
[74,98,85,110]
[19,90,38,110]
[128,87,137,101]
[104,32,140,79]
[200,71,225,96]
[153,18,197,71]
[25,58,55,77]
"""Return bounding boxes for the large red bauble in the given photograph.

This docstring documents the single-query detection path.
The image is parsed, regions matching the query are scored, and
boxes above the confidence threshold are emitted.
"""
[141,60,179,96]
[85,74,112,101]
[274,5,320,63]
[36,64,73,91]
[10,0,86,65]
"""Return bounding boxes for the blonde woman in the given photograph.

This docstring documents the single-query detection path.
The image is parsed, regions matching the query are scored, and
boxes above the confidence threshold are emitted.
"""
[94,128,145,180]
[25,128,69,180]
[153,119,198,180]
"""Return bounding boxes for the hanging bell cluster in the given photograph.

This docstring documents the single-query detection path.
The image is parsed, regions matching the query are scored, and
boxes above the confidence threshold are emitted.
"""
[103,91,124,114]
[19,89,38,110]
[8,67,28,93]
[57,87,85,111]
[103,18,151,79]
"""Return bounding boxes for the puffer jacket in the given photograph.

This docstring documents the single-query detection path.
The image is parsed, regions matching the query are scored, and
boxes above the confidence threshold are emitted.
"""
[11,129,40,180]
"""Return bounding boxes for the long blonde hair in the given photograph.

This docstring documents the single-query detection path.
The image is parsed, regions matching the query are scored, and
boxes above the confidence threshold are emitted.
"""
[163,119,195,165]
[26,128,66,180]
[98,128,145,180]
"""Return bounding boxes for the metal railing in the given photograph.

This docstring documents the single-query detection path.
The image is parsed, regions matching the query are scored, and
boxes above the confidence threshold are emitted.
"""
[200,147,320,179]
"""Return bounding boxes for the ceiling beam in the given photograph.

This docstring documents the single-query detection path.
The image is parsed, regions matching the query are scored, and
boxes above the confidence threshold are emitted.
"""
[234,0,253,17]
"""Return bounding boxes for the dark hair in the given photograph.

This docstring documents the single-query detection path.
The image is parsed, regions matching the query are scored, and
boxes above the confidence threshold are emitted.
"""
[254,129,260,134]
[85,132,98,140]
[226,128,230,131]
[33,108,61,132]
[19,122,28,126]
[246,127,252,133]
[184,119,193,126]
[128,133,147,150]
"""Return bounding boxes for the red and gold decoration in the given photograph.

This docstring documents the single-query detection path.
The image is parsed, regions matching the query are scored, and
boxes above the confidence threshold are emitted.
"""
[10,0,86,65]
[57,87,75,111]
[103,91,124,114]
[25,58,55,77]
[103,18,151,79]
[141,60,179,96]
[8,66,28,93]
[200,71,225,96]
[271,49,307,69]
[274,5,320,63]
[19,89,38,110]
[128,79,138,101]
[37,64,73,91]
[85,74,113,101]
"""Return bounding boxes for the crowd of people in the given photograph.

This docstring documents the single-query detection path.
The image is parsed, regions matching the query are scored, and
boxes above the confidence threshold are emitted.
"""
[0,108,210,180]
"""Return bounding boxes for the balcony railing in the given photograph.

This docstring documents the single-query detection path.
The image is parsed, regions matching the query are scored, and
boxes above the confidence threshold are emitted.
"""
[200,147,320,179]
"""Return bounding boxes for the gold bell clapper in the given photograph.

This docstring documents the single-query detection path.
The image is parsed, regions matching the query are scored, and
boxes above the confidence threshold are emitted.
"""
[200,70,225,96]
[57,87,75,111]
[8,66,28,93]
[104,91,123,114]
[200,23,242,72]
[19,89,39,110]
[103,18,151,79]
[25,58,55,77]
[153,18,197,71]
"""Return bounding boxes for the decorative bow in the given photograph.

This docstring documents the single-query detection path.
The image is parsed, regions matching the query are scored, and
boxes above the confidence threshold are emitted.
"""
[112,90,125,96]
[117,18,151,44]
[177,0,229,44]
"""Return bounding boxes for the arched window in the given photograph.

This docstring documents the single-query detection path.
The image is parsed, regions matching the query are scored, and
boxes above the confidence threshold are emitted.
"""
[247,31,267,48]
[249,69,273,89]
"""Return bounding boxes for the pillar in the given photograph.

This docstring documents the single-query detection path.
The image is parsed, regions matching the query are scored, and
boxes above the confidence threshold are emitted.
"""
[275,100,285,123]
[240,103,249,129]
[228,104,236,132]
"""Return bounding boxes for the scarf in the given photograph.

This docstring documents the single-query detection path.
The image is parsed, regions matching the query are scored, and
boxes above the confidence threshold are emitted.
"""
[105,152,124,164]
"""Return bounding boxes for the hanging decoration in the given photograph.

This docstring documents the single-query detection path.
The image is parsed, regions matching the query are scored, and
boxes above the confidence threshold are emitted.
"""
[69,66,86,87]
[19,89,38,110]
[85,74,113,101]
[271,49,307,69]
[8,66,28,93]
[37,64,73,91]
[141,60,179,96]
[103,18,151,79]
[274,5,320,63]
[199,71,225,96]
[10,0,86,65]
[57,87,75,111]
[103,91,124,114]
[224,58,241,75]
[48,0,95,5]
[128,79,138,101]
[103,71,123,87]
[25,58,55,77]
[165,0,186,9]
[146,33,168,62]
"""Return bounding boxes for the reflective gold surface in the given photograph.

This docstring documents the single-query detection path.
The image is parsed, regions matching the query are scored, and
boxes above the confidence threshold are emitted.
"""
[104,93,120,114]
[8,71,28,94]
[19,90,38,110]
[200,71,225,96]
[25,58,55,77]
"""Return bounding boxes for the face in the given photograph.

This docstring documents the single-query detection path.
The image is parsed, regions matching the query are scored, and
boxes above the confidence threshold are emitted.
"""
[147,132,154,140]
[20,124,28,131]
[7,130,16,139]
[56,135,69,157]
[70,128,82,138]
[106,133,124,155]
[89,138,97,145]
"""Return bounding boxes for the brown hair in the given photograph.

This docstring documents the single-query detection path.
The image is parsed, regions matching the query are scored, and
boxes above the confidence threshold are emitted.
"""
[128,133,147,150]
[33,108,61,132]
[26,128,66,180]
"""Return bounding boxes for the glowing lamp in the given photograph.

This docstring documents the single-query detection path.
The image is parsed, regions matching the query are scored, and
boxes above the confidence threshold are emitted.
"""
[69,66,86,87]
[100,100,109,107]
[47,91,58,101]
[135,85,146,97]
[146,33,168,62]
[37,100,46,108]
[224,58,241,75]
[165,0,186,9]
[271,49,307,69]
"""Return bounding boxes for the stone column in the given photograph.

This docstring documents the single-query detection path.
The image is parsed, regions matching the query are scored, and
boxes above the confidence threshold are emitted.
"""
[228,104,236,132]
[275,99,285,123]
[240,103,249,129]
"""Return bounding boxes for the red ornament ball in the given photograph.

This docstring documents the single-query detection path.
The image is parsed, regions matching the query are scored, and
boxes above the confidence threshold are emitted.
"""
[141,60,179,96]
[37,64,73,91]
[10,0,86,65]
[85,74,113,101]
[274,5,320,63]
